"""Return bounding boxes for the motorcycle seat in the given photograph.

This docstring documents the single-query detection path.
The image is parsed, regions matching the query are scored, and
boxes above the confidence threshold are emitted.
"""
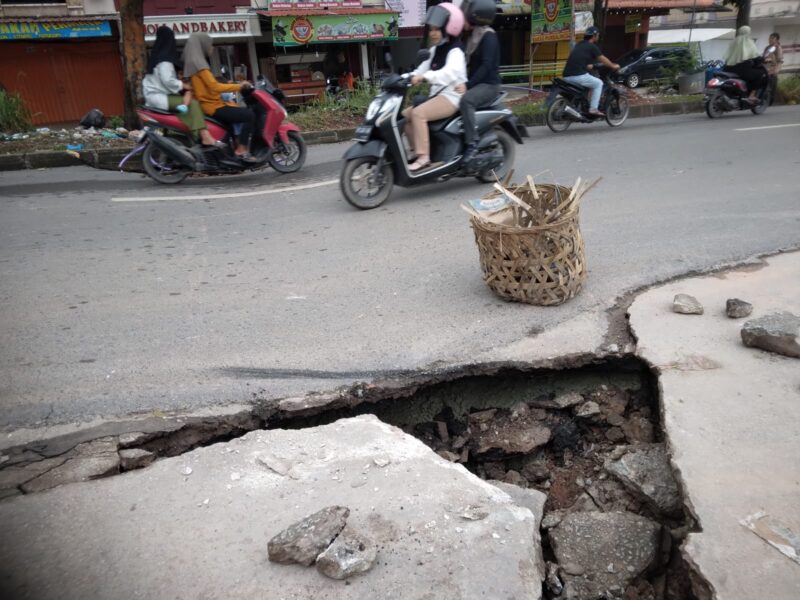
[140,106,228,130]
[553,78,588,95]
[715,71,740,79]
[428,118,450,133]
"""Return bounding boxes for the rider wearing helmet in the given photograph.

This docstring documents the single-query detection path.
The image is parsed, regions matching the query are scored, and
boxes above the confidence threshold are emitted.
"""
[405,2,467,172]
[562,26,620,117]
[455,0,501,164]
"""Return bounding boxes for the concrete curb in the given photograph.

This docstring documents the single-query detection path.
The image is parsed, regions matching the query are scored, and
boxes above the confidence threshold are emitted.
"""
[0,100,706,173]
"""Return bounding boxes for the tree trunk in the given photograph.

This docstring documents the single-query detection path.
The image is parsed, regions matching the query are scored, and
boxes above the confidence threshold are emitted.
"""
[735,0,751,29]
[119,0,145,130]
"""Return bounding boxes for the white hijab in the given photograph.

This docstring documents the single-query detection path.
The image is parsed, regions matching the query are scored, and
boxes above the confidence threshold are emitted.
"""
[724,26,759,65]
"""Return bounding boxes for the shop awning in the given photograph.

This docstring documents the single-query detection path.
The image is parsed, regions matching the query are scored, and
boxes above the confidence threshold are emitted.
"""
[258,9,399,46]
[648,27,735,43]
[0,16,116,40]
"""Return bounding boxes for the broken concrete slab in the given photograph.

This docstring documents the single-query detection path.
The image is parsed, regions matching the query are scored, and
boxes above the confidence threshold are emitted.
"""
[268,506,350,566]
[629,251,800,599]
[20,453,120,493]
[119,448,155,470]
[673,293,704,315]
[605,444,682,516]
[549,511,662,599]
[0,415,544,599]
[471,411,551,457]
[741,311,800,358]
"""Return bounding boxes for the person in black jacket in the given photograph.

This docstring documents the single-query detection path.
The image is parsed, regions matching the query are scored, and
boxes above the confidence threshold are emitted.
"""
[455,0,501,163]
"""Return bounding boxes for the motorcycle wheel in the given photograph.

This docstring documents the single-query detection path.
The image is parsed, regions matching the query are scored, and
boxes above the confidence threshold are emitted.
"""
[268,131,307,173]
[751,90,769,115]
[606,96,630,127]
[340,156,394,210]
[476,129,516,184]
[705,92,725,119]
[142,142,190,184]
[546,97,572,133]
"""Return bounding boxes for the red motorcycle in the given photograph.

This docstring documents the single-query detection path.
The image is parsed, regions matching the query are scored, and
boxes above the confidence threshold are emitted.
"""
[120,76,306,184]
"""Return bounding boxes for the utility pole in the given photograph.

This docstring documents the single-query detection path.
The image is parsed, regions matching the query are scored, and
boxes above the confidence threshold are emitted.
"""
[119,0,146,130]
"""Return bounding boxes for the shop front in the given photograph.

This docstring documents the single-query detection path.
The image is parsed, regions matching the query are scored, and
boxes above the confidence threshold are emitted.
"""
[143,11,262,83]
[257,1,399,106]
[0,16,124,125]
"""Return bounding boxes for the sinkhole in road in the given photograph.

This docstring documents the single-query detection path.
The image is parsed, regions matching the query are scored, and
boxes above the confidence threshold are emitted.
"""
[1,357,713,599]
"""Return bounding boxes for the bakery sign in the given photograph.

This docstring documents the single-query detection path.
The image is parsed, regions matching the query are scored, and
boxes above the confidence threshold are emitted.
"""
[144,14,261,41]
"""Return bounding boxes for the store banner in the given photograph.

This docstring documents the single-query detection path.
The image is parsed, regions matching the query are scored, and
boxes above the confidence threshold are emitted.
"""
[269,1,363,8]
[385,0,426,28]
[497,0,532,14]
[0,20,111,40]
[144,14,260,41]
[273,13,399,46]
[531,0,573,43]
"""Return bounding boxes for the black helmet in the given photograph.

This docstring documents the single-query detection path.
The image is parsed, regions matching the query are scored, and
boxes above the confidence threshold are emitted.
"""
[464,0,496,26]
[584,26,600,40]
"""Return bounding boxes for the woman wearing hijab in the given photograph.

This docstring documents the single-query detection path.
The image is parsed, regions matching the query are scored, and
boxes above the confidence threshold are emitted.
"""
[403,3,467,172]
[723,26,767,102]
[183,33,257,162]
[142,26,219,147]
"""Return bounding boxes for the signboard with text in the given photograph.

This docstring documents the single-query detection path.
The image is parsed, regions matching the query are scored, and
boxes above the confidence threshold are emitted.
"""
[385,0,425,28]
[269,1,363,8]
[531,0,573,43]
[273,13,399,46]
[0,20,111,40]
[144,14,260,41]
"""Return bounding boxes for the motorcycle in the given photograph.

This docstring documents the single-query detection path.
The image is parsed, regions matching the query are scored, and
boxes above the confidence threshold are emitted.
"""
[545,65,630,133]
[704,59,770,118]
[121,76,306,184]
[339,51,527,210]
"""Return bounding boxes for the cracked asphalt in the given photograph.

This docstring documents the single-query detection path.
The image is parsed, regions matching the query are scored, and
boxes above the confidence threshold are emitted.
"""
[1,107,798,432]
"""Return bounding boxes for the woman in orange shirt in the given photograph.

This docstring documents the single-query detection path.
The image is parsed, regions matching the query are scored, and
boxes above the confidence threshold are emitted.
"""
[182,33,257,162]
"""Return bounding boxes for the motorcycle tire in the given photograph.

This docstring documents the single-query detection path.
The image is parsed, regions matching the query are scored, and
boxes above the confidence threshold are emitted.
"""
[606,95,630,127]
[751,90,769,115]
[476,129,516,184]
[546,97,572,133]
[340,156,394,210]
[705,92,725,119]
[268,131,307,174]
[142,142,190,184]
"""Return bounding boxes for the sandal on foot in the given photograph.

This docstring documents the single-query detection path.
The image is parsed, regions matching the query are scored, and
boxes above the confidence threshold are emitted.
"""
[409,157,431,172]
[236,152,259,164]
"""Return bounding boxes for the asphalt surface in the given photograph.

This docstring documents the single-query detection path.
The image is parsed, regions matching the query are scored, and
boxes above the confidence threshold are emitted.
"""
[1,106,798,430]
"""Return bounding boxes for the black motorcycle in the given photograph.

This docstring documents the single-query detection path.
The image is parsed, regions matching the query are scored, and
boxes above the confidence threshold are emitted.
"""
[545,65,630,133]
[704,60,770,118]
[340,52,527,210]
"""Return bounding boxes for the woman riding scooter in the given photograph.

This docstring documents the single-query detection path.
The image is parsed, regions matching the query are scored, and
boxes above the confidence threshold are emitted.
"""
[182,33,259,162]
[403,2,466,172]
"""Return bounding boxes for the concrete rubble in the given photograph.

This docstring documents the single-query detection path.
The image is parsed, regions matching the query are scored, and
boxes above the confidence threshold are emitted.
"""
[740,311,800,358]
[0,415,545,599]
[725,298,753,319]
[672,293,704,315]
[605,444,682,516]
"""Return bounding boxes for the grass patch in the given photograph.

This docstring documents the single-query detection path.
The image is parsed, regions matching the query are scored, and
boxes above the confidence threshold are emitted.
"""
[291,81,382,131]
[0,89,33,132]
[778,75,800,104]
[511,100,546,125]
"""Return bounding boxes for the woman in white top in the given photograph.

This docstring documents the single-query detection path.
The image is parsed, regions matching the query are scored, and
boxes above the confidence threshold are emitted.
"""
[404,3,467,172]
[141,26,219,147]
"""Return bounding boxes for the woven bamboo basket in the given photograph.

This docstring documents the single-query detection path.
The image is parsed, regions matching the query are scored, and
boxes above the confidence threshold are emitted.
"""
[470,182,587,306]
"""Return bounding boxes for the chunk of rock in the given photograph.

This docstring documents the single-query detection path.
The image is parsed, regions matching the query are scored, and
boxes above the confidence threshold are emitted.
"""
[545,561,564,596]
[741,312,800,358]
[268,506,349,566]
[605,445,681,516]
[256,451,292,476]
[549,511,661,600]
[471,411,551,457]
[489,481,547,529]
[118,431,150,448]
[530,391,584,410]
[726,298,753,319]
[119,448,155,470]
[621,415,655,443]
[673,294,704,315]
[574,401,600,418]
[315,530,377,580]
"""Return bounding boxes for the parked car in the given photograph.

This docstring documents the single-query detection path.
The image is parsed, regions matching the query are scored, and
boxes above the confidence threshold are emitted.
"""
[615,46,695,89]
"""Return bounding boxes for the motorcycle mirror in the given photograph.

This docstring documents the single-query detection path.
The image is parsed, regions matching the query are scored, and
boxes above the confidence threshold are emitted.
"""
[416,49,431,65]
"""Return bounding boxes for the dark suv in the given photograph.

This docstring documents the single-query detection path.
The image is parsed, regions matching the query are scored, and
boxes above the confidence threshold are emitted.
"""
[615,47,694,88]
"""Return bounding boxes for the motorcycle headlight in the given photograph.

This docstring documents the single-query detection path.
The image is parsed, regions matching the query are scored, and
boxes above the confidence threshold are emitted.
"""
[366,99,383,122]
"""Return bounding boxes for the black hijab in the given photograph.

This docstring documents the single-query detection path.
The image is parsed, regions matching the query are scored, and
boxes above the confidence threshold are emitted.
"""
[146,26,181,74]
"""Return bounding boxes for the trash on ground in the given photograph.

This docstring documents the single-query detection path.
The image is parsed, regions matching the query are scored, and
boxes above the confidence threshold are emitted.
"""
[741,511,800,565]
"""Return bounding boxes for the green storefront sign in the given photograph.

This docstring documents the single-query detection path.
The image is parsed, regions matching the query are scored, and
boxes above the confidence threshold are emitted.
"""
[272,13,399,46]
[531,0,573,43]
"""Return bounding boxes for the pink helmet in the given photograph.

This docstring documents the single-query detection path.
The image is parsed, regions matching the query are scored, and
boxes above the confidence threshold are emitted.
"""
[425,2,465,38]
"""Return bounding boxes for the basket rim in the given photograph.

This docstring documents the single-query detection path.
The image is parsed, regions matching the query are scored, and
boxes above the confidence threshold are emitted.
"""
[470,210,580,232]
